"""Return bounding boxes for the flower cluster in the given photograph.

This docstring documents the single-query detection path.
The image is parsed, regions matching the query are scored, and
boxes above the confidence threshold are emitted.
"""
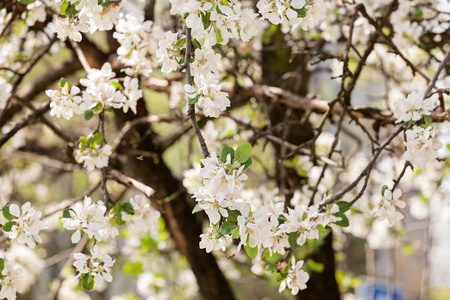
[75,143,112,172]
[121,195,161,235]
[61,196,110,243]
[404,125,442,169]
[0,260,23,300]
[393,91,442,168]
[47,63,143,120]
[73,245,115,285]
[194,150,248,224]
[113,14,163,76]
[2,202,47,249]
[185,73,230,118]
[45,84,86,120]
[169,0,259,47]
[278,258,310,295]
[193,144,347,295]
[257,0,326,31]
[393,91,438,123]
[372,185,406,226]
[50,0,122,42]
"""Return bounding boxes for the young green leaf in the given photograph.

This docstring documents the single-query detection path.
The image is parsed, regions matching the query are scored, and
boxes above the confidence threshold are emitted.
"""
[0,257,4,272]
[243,157,252,170]
[220,146,234,162]
[244,245,258,259]
[2,206,14,221]
[335,213,349,227]
[94,132,104,146]
[288,232,300,249]
[2,222,13,232]
[84,109,95,121]
[62,209,72,219]
[175,37,186,47]
[234,142,252,164]
[192,203,203,214]
[336,201,350,213]
[121,202,134,215]
[217,221,237,237]
[231,226,240,238]
[110,81,123,90]
[81,273,95,290]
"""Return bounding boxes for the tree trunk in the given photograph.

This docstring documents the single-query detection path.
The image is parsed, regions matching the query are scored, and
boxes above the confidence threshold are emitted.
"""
[297,232,340,300]
[113,107,236,300]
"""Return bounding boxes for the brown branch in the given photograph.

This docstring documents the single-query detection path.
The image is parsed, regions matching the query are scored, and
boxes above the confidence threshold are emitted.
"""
[185,27,210,158]
[0,102,51,149]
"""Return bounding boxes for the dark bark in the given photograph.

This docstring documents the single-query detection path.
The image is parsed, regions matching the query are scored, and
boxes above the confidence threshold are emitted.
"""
[113,105,236,300]
[296,232,340,300]
[262,28,341,300]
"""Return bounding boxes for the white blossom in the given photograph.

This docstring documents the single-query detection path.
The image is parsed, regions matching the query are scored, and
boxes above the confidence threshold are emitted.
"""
[372,185,406,226]
[0,262,23,300]
[278,257,309,295]
[393,91,438,123]
[7,202,47,249]
[61,196,109,243]
[75,144,112,172]
[185,73,230,118]
[404,125,442,168]
[73,245,115,283]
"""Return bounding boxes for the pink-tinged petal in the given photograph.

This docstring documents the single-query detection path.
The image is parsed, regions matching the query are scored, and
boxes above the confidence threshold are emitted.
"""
[71,230,81,243]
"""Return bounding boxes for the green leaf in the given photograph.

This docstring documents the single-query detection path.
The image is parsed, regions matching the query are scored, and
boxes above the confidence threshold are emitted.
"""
[2,222,13,232]
[215,28,223,43]
[86,134,95,149]
[188,95,199,104]
[234,142,252,164]
[217,221,236,237]
[175,37,186,47]
[412,6,422,21]
[94,132,104,146]
[244,245,258,259]
[278,214,287,225]
[381,185,389,197]
[123,261,143,275]
[335,213,349,227]
[424,115,433,126]
[276,272,287,282]
[292,7,306,18]
[121,202,134,214]
[220,146,234,162]
[231,226,240,238]
[111,81,123,90]
[62,209,72,218]
[60,1,69,15]
[192,39,202,50]
[65,4,77,17]
[2,206,14,221]
[59,78,69,88]
[81,273,95,290]
[201,12,212,30]
[265,262,278,272]
[0,257,4,272]
[243,157,252,170]
[296,167,308,178]
[192,203,203,214]
[288,232,300,249]
[84,109,94,121]
[336,201,350,213]
[226,209,241,223]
